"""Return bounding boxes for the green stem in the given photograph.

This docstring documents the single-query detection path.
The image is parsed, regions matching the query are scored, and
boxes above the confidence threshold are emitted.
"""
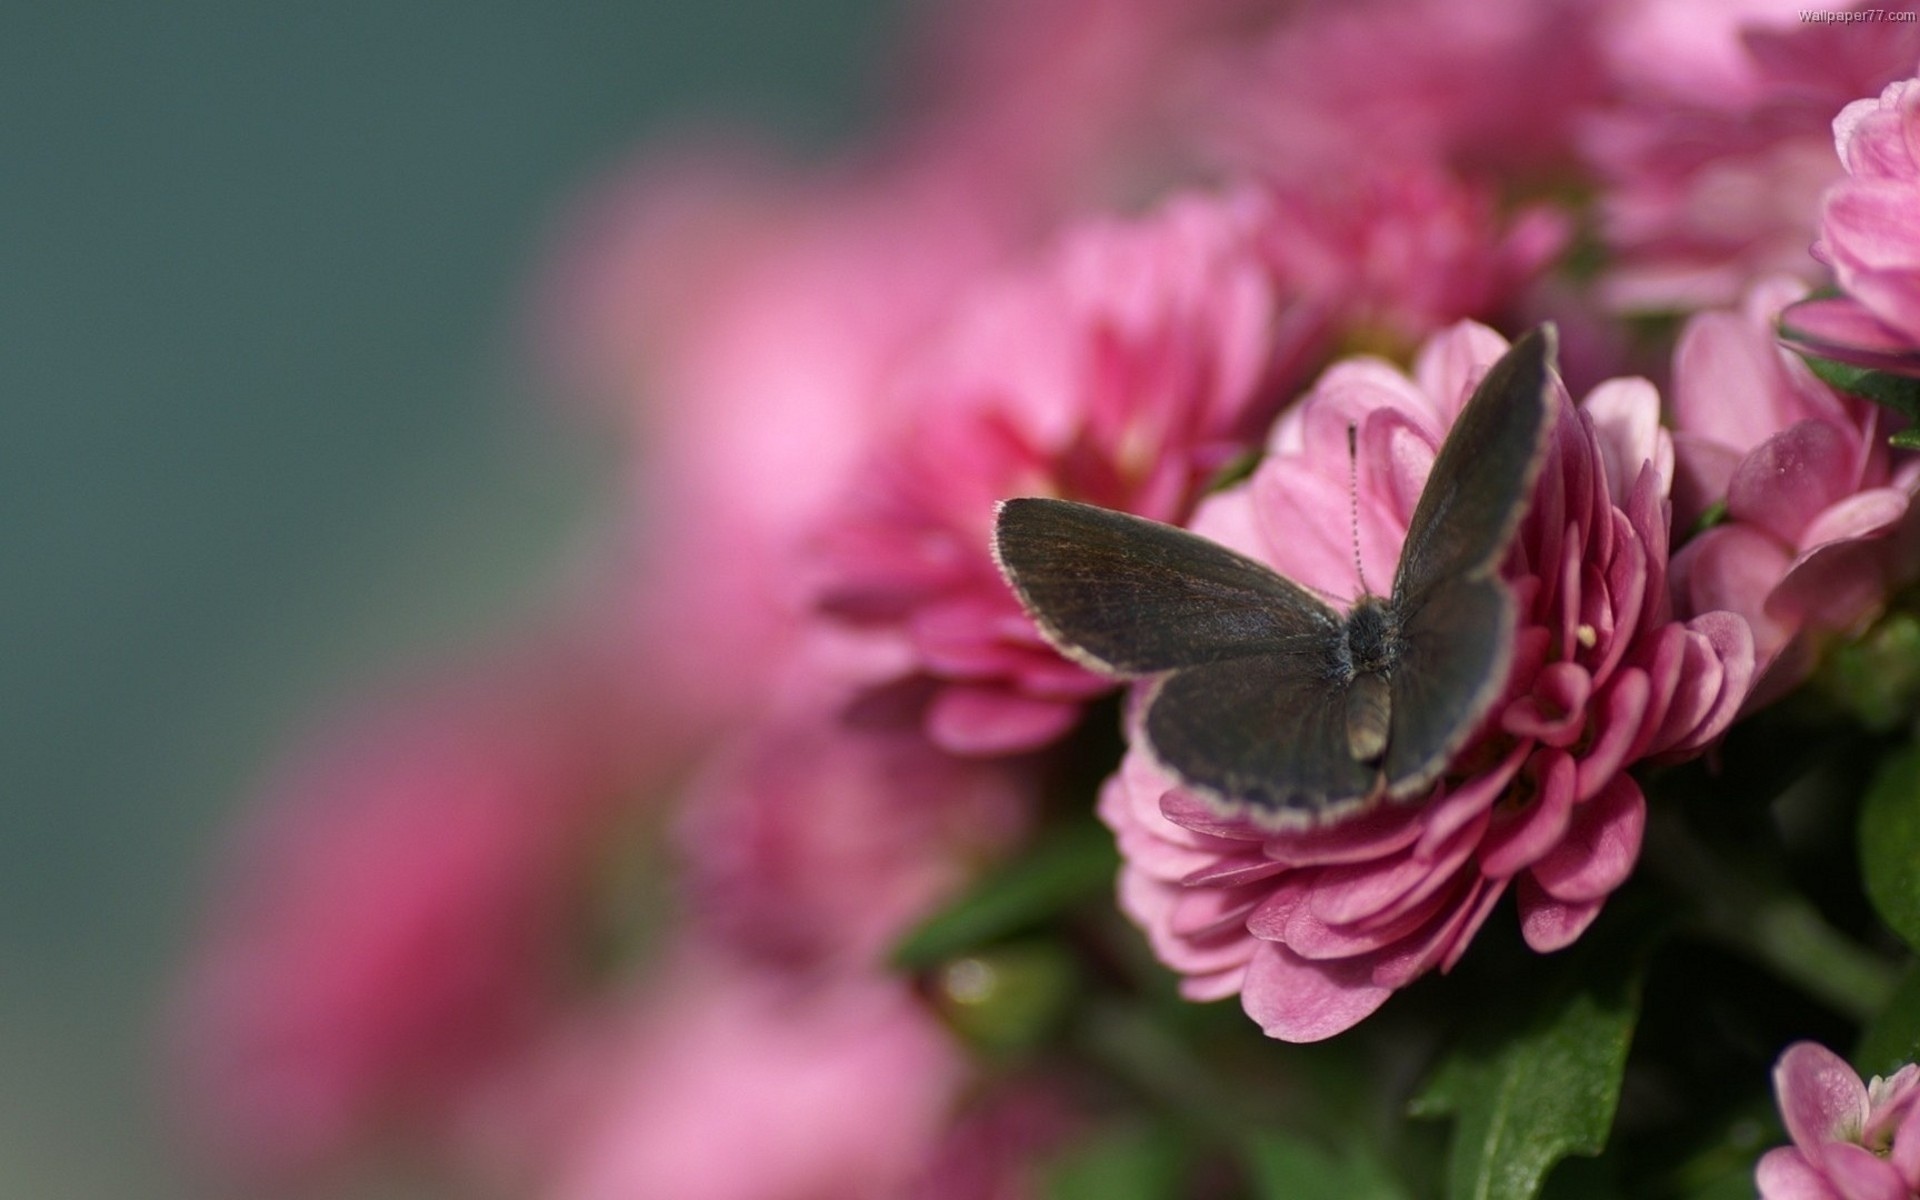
[1644,811,1896,1021]
[1719,894,1896,1021]
[1076,1001,1263,1143]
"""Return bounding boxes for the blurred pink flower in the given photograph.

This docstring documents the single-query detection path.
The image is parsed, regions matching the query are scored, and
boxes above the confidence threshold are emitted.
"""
[907,1083,1084,1200]
[1586,0,1920,311]
[1199,0,1607,184]
[1099,322,1754,1042]
[1255,165,1570,350]
[813,175,1567,758]
[540,947,968,1200]
[813,186,1307,755]
[901,0,1284,214]
[1757,1041,1920,1199]
[541,145,1030,744]
[675,707,1035,970]
[1670,278,1920,701]
[169,649,636,1188]
[1782,78,1920,376]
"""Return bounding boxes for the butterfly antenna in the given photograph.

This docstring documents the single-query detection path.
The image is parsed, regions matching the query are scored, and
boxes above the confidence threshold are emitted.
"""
[1348,423,1371,597]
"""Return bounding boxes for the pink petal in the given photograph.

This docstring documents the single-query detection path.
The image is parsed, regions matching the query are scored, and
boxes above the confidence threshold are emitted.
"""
[1726,420,1858,547]
[1117,870,1257,981]
[1369,875,1506,985]
[1502,662,1592,745]
[1158,790,1272,843]
[1479,751,1577,879]
[1800,488,1912,547]
[1674,311,1798,452]
[1575,668,1653,801]
[1754,1146,1843,1200]
[1438,876,1511,972]
[1671,432,1743,533]
[1779,295,1920,377]
[1527,776,1644,904]
[1516,878,1605,953]
[1240,942,1394,1044]
[1656,613,1756,755]
[1809,1141,1907,1200]
[1890,1093,1920,1187]
[1415,745,1529,855]
[1776,1042,1869,1150]
[1259,805,1425,867]
[1180,853,1291,889]
[926,686,1080,754]
[1670,524,1793,664]
[1768,537,1899,635]
[1168,882,1266,942]
[1310,809,1488,928]
[1178,967,1252,1003]
[1582,377,1668,504]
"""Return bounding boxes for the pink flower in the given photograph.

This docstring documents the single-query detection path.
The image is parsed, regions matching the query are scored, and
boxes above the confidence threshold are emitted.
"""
[1585,0,1920,311]
[1255,165,1570,351]
[902,0,1282,214]
[539,947,968,1200]
[558,148,1030,741]
[1757,1041,1920,1199]
[1783,78,1920,375]
[1199,0,1607,184]
[1099,322,1754,1042]
[907,1083,1084,1200]
[168,651,636,1187]
[675,708,1035,970]
[1670,278,1920,701]
[813,187,1308,755]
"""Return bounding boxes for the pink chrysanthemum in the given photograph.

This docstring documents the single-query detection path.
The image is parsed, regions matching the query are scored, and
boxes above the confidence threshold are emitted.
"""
[1783,77,1920,376]
[168,651,635,1187]
[813,187,1307,755]
[814,178,1567,757]
[675,705,1035,970]
[1757,1041,1920,1199]
[1671,278,1920,702]
[1585,0,1920,311]
[1255,165,1570,350]
[1098,322,1754,1042]
[1198,0,1605,184]
[540,946,968,1200]
[545,146,1031,744]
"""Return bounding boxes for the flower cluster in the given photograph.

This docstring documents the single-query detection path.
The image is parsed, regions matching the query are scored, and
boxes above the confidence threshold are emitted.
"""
[1786,79,1920,375]
[1102,323,1752,1040]
[1760,1042,1920,1199]
[168,1,1920,1196]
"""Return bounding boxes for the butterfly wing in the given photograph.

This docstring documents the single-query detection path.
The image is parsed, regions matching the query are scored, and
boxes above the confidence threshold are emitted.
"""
[993,498,1341,675]
[1144,655,1380,825]
[1381,576,1514,794]
[1383,325,1558,792]
[1392,326,1558,599]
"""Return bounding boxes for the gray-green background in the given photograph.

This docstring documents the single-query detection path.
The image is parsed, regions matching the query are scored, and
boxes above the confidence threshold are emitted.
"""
[1,3,897,1193]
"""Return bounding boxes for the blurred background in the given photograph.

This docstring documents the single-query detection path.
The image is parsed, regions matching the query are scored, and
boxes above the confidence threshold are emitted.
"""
[0,3,899,1193]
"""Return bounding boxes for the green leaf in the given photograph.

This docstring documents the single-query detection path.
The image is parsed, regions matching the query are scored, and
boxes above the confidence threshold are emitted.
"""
[1798,353,1920,432]
[1204,446,1264,495]
[891,821,1117,970]
[1410,933,1647,1200]
[1861,743,1920,954]
[1041,1124,1187,1200]
[1857,961,1920,1079]
[926,940,1079,1055]
[1815,613,1920,733]
[1239,1133,1409,1200]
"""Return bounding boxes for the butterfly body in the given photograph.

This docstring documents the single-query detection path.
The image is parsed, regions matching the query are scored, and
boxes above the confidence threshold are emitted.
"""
[1338,598,1397,766]
[992,326,1559,828]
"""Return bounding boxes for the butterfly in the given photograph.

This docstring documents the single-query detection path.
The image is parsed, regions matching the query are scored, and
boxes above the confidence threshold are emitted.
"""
[992,326,1559,827]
